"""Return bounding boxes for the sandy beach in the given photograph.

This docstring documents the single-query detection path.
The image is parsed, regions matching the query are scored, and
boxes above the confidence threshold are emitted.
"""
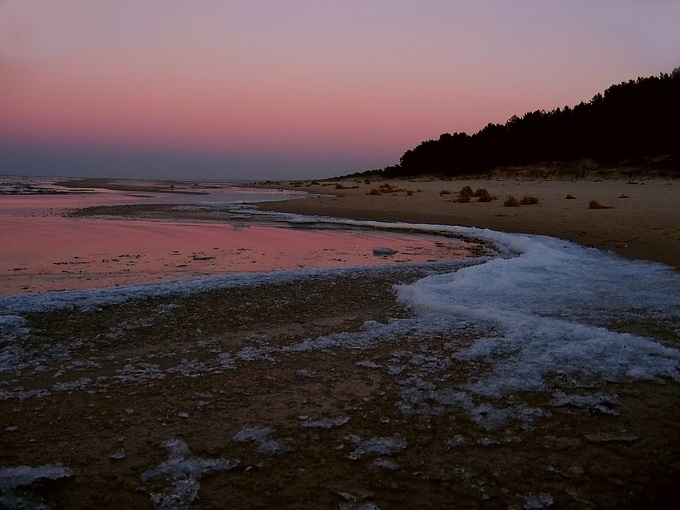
[1,176,679,509]
[254,176,680,269]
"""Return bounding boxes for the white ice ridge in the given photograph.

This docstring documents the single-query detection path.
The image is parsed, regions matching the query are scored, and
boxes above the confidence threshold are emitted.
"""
[267,214,680,398]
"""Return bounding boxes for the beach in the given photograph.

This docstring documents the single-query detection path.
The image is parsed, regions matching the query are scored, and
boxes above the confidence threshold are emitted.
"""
[255,176,680,268]
[1,176,679,509]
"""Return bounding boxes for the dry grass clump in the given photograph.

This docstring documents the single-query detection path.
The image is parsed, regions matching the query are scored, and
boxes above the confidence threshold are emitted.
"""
[504,195,519,207]
[565,194,576,200]
[475,188,495,202]
[439,189,451,195]
[334,183,359,190]
[504,194,538,206]
[459,186,474,199]
[366,182,407,196]
[589,200,611,209]
[454,186,474,203]
[452,186,496,202]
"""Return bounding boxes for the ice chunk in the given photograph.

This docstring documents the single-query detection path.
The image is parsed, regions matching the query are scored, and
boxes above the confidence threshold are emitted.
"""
[373,247,398,256]
[0,464,72,509]
[141,439,236,510]
[345,435,407,460]
[0,464,72,491]
[232,427,288,454]
[300,416,349,428]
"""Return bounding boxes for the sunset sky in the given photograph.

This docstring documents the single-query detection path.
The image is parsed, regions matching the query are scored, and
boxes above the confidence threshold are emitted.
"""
[1,1,678,180]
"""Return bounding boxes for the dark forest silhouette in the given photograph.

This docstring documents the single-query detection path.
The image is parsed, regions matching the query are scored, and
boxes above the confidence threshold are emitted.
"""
[353,69,679,178]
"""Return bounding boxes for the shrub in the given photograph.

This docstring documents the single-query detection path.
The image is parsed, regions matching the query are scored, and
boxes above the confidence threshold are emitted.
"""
[368,188,381,196]
[519,195,538,205]
[459,186,474,199]
[475,188,494,202]
[504,195,519,207]
[589,200,610,209]
[440,189,451,195]
[565,194,576,199]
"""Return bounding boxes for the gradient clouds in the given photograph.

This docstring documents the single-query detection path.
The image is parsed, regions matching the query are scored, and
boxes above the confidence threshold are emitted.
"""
[1,1,679,179]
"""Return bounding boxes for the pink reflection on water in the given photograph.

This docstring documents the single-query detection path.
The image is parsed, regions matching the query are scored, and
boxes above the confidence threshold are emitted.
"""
[0,188,477,296]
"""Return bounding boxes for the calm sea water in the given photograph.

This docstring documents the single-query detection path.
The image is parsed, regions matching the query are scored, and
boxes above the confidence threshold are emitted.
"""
[0,177,478,295]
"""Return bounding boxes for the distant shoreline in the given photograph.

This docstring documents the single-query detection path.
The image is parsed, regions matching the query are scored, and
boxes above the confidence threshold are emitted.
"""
[254,176,680,269]
[14,174,679,268]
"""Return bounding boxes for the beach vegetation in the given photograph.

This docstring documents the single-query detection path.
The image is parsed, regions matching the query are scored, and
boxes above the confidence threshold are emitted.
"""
[454,186,473,202]
[459,186,474,198]
[565,194,576,199]
[504,195,519,207]
[367,183,408,195]
[519,195,538,205]
[588,200,611,209]
[474,188,495,202]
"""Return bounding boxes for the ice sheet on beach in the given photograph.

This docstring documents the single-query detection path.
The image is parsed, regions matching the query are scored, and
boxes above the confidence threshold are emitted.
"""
[1,214,679,430]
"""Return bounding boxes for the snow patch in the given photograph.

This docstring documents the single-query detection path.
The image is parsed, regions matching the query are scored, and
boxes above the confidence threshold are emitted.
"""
[141,439,236,510]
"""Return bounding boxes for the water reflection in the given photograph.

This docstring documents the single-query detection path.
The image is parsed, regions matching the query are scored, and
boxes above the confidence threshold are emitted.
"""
[0,179,480,295]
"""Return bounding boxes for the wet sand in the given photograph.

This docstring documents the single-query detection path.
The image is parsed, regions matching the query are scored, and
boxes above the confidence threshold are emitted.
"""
[255,177,680,268]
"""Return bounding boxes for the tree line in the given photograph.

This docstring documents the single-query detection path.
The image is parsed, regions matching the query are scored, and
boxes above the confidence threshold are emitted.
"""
[358,69,679,178]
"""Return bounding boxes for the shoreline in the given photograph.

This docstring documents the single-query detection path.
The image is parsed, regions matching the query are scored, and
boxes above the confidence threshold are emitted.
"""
[1,176,679,508]
[253,176,680,268]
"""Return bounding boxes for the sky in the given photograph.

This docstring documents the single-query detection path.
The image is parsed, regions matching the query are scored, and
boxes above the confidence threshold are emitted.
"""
[1,1,679,181]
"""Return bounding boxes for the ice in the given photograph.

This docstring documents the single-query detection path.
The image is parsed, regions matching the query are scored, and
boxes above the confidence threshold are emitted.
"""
[0,464,73,491]
[372,459,398,471]
[0,315,29,342]
[110,450,126,460]
[551,391,619,415]
[345,435,408,460]
[524,492,554,509]
[355,360,382,369]
[114,363,165,383]
[141,439,236,510]
[52,377,91,392]
[300,416,350,428]
[296,368,316,378]
[167,359,211,378]
[232,427,288,454]
[0,464,72,509]
[373,247,398,256]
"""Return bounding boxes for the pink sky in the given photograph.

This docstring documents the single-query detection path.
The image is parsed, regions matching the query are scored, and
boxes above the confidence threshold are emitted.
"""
[1,1,678,180]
